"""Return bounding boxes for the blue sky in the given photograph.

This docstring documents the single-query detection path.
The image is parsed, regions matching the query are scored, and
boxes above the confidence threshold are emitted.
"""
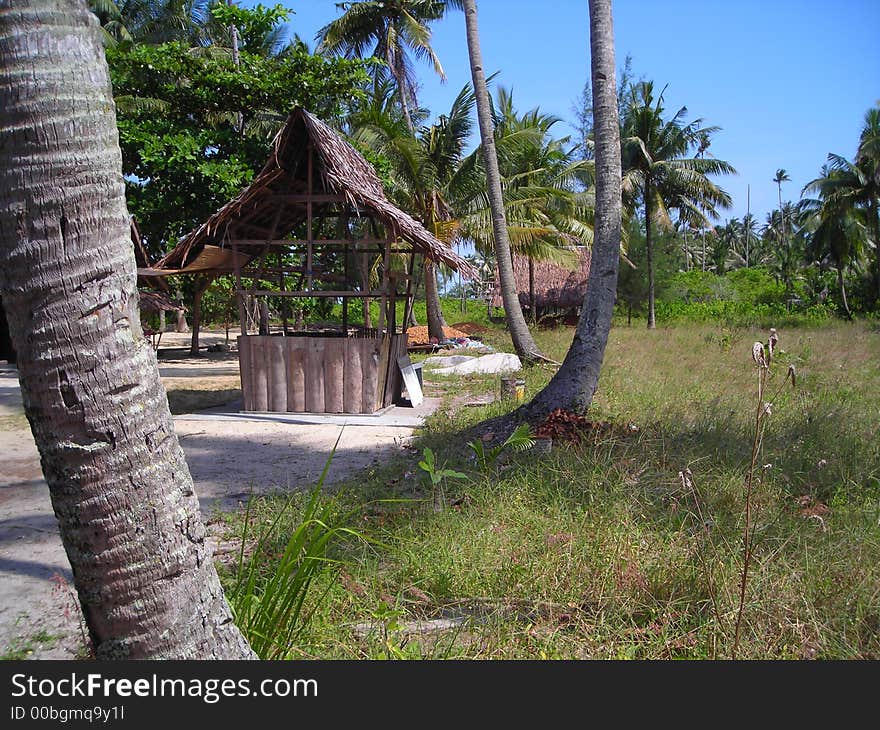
[270,0,879,227]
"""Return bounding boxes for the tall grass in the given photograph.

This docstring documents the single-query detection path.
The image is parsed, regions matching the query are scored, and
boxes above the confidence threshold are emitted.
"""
[226,441,361,660]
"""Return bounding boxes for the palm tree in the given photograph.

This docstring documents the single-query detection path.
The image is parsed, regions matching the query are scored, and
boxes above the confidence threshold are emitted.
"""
[316,0,452,132]
[762,204,802,296]
[620,81,735,328]
[0,0,254,659]
[351,81,477,340]
[822,110,880,305]
[799,110,880,309]
[709,219,740,274]
[739,212,762,267]
[524,0,622,412]
[461,0,544,361]
[89,0,212,46]
[319,2,459,336]
[857,108,880,303]
[773,167,791,265]
[773,168,790,218]
[457,88,594,322]
[801,164,868,319]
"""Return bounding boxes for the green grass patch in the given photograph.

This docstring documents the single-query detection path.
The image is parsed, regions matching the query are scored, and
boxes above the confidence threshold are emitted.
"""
[222,319,880,659]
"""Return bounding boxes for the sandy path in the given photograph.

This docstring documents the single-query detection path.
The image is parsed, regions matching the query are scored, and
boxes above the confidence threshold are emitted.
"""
[0,360,425,659]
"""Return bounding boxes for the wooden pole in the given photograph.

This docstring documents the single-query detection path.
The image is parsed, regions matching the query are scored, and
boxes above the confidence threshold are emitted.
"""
[402,251,415,334]
[231,241,247,336]
[306,145,314,293]
[342,213,350,335]
[279,250,287,334]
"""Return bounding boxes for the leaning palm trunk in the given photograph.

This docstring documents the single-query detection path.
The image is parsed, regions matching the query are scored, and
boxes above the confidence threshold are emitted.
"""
[462,0,543,362]
[0,0,255,659]
[424,259,447,341]
[519,0,622,414]
[838,267,853,320]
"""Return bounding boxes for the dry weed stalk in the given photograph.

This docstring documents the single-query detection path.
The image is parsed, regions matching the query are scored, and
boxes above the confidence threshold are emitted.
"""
[732,327,796,659]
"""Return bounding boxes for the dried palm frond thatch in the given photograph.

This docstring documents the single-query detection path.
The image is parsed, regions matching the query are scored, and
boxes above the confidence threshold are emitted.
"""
[154,108,476,278]
[491,248,591,311]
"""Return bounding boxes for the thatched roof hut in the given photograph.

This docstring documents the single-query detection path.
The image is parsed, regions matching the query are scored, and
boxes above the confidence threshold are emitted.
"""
[491,247,591,312]
[141,108,475,415]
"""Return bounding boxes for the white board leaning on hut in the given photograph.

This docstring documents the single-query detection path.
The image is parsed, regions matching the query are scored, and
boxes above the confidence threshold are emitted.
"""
[396,355,424,407]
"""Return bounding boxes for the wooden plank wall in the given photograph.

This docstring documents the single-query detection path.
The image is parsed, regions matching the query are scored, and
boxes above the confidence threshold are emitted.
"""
[238,335,392,414]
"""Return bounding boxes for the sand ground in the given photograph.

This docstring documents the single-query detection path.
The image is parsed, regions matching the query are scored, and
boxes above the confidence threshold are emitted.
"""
[0,332,432,659]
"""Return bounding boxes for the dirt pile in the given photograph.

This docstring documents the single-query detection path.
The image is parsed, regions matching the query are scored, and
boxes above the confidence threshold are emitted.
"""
[534,408,615,443]
[450,322,490,335]
[406,325,469,346]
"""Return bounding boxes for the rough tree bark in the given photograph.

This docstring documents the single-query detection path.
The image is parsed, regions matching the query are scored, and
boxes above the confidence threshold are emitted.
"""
[189,275,214,355]
[509,0,622,418]
[461,0,544,362]
[0,0,255,659]
[424,259,447,341]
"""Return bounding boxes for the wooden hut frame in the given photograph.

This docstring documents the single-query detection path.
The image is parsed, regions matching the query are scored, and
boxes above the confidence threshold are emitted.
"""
[145,108,475,414]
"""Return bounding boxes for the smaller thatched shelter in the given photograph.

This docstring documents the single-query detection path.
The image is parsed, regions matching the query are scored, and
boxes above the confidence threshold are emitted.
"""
[492,248,591,317]
[138,290,185,314]
[146,107,474,414]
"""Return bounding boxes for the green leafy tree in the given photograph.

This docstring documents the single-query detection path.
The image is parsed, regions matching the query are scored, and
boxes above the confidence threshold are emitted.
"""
[208,2,290,56]
[109,39,368,254]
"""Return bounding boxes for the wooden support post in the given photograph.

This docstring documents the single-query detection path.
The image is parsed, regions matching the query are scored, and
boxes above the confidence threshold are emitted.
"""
[342,244,349,334]
[231,241,247,335]
[258,299,269,335]
[402,251,415,333]
[306,145,314,293]
[377,233,391,336]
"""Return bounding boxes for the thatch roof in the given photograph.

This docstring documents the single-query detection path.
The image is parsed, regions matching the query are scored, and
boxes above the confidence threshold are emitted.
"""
[491,248,591,310]
[132,217,172,292]
[153,107,476,278]
[138,289,185,313]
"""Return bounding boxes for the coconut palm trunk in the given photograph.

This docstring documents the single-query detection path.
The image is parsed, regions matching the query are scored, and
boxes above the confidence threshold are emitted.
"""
[837,266,853,320]
[462,0,543,362]
[0,0,255,659]
[645,180,657,329]
[424,258,447,341]
[523,0,622,413]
